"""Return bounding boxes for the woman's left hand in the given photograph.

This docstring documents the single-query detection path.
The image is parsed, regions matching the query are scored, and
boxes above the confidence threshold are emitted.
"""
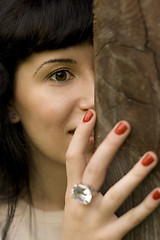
[62,109,160,240]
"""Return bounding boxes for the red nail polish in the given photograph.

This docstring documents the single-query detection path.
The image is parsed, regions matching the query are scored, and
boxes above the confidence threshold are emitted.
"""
[114,122,128,135]
[142,153,154,166]
[152,190,160,200]
[83,110,93,123]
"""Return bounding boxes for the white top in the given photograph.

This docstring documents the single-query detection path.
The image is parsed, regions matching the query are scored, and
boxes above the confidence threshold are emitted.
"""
[0,200,63,240]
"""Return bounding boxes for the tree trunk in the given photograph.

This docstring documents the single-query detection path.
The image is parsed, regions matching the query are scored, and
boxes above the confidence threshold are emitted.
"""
[94,0,160,239]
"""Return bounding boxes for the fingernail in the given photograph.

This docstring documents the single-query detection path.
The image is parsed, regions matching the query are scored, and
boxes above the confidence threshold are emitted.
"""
[142,153,154,166]
[152,190,160,200]
[83,110,93,123]
[114,122,128,135]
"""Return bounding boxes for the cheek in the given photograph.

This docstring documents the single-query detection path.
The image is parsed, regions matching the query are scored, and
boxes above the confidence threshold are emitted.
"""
[15,86,72,126]
[13,85,77,160]
[15,98,72,163]
[14,90,75,150]
[16,99,68,134]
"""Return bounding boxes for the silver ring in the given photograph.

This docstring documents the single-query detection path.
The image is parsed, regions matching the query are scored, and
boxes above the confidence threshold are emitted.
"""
[72,184,97,205]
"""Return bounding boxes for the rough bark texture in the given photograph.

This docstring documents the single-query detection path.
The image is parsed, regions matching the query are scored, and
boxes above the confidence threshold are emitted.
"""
[94,0,160,239]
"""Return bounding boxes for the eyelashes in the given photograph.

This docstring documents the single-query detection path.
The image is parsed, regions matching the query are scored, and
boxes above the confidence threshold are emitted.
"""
[46,68,74,83]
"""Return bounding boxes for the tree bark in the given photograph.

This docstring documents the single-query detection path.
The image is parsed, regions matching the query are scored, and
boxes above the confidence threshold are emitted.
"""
[94,0,160,239]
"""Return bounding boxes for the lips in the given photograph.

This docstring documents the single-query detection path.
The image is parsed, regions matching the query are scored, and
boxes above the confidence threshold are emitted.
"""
[68,130,75,135]
[68,128,95,149]
[68,129,94,138]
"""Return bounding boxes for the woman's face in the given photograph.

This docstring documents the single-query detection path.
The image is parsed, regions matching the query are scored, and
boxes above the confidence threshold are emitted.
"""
[12,43,94,165]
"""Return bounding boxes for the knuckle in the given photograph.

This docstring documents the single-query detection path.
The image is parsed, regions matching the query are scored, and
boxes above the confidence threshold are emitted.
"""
[65,188,71,202]
[97,230,117,240]
[127,209,138,224]
[104,133,122,147]
[133,173,143,182]
[142,199,155,212]
[65,150,75,161]
[66,150,77,161]
[123,209,141,228]
[64,191,85,221]
[69,204,85,221]
[131,167,145,181]
[108,187,122,202]
[66,148,83,162]
[87,163,98,175]
[87,162,105,177]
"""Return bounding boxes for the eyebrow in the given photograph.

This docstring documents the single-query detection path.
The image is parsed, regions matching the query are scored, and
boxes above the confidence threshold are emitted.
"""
[33,58,77,76]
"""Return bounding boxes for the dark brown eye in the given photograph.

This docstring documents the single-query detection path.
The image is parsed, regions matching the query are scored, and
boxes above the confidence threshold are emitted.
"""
[49,70,73,82]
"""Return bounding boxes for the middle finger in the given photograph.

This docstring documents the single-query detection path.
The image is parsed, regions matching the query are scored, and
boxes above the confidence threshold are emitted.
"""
[82,121,130,190]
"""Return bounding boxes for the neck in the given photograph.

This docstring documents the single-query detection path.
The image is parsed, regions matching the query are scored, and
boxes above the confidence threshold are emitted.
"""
[29,158,67,211]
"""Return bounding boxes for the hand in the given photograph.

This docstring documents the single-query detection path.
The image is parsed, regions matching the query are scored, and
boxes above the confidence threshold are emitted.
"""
[62,110,160,240]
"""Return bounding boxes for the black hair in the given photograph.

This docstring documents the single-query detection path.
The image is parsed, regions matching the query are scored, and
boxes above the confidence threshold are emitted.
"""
[0,0,93,238]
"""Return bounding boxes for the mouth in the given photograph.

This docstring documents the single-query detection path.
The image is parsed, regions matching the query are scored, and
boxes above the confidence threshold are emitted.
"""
[68,129,95,149]
[68,130,75,135]
[68,129,94,139]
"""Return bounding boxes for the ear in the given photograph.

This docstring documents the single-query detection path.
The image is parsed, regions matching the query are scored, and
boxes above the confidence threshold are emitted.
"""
[8,102,20,124]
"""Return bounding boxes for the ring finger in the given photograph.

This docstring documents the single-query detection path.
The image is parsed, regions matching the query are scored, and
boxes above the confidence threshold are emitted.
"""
[101,151,158,213]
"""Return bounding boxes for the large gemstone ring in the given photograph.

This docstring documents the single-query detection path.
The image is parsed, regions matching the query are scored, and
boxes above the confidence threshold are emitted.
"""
[72,184,97,205]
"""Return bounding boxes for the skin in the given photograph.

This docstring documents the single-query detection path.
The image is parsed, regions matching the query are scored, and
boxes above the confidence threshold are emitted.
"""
[10,43,94,210]
[9,43,160,239]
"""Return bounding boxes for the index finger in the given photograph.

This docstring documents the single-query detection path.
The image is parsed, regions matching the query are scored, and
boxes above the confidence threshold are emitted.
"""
[65,110,96,187]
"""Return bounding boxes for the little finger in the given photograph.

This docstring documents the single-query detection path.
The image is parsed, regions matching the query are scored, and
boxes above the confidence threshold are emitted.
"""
[112,188,160,239]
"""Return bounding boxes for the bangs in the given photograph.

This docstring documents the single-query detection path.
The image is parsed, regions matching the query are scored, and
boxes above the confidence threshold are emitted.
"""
[0,0,93,68]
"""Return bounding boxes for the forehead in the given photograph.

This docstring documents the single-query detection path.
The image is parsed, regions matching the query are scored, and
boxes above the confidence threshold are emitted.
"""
[13,44,94,89]
[16,43,93,73]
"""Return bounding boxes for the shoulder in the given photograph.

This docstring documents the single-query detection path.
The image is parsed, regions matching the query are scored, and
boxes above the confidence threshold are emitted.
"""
[0,199,30,228]
[0,202,8,235]
[0,202,8,220]
[0,200,31,239]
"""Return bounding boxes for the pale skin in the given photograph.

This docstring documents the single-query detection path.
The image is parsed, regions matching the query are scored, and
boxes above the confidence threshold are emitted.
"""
[9,43,160,239]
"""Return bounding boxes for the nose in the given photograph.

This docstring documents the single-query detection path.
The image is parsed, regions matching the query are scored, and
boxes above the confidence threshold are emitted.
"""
[79,72,95,111]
